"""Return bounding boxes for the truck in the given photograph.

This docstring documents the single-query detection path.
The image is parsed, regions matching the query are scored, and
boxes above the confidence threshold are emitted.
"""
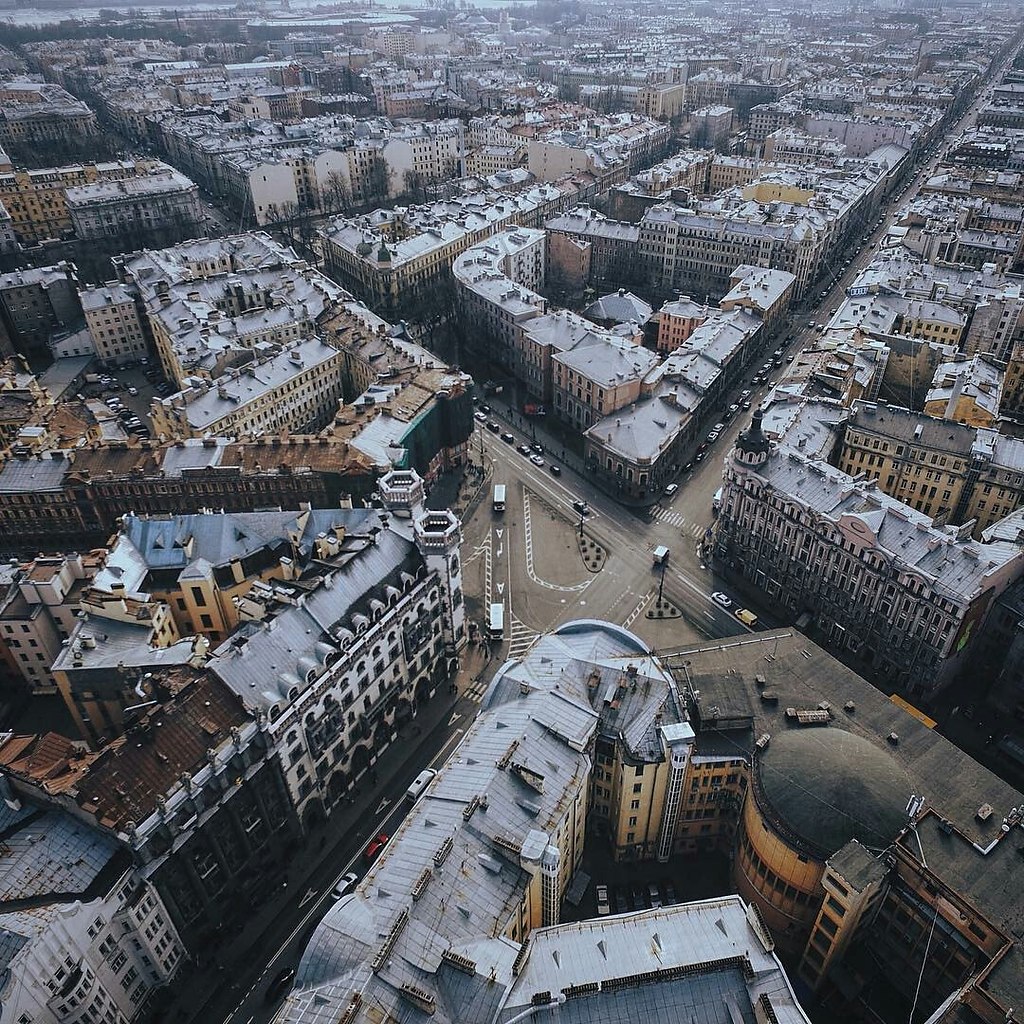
[492,484,506,513]
[652,545,670,566]
[84,373,103,384]
[488,602,505,641]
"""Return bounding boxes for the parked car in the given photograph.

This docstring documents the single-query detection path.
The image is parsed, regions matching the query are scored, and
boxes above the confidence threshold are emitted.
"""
[264,968,296,1004]
[501,432,515,444]
[712,592,733,609]
[127,386,138,396]
[478,404,491,415]
[485,421,500,433]
[549,464,562,476]
[529,454,544,467]
[665,882,677,905]
[614,890,628,914]
[474,410,487,422]
[741,400,752,411]
[706,431,720,444]
[517,443,532,456]
[664,483,678,496]
[364,832,390,864]
[648,883,662,909]
[331,872,359,900]
[596,884,610,916]
[572,500,589,516]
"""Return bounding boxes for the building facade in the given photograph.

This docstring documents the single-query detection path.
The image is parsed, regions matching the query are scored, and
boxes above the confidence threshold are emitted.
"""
[716,411,1024,696]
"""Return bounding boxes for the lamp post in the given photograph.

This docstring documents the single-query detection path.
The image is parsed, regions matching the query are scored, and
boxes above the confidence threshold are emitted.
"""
[657,558,667,607]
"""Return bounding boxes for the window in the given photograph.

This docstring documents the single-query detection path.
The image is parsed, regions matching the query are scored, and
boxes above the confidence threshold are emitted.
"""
[632,783,642,794]
[190,587,207,607]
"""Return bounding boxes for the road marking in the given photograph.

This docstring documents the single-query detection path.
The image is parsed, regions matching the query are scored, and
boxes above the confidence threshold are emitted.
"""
[462,679,488,705]
[624,590,654,628]
[496,582,505,595]
[374,797,390,815]
[448,710,463,725]
[522,491,592,593]
[495,528,503,539]
[298,888,317,909]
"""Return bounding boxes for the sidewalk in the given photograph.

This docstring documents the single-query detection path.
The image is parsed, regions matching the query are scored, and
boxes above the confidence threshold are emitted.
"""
[168,641,493,1023]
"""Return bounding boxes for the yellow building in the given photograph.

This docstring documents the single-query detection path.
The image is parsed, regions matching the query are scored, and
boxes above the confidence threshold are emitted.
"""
[923,356,1002,428]
[0,159,160,245]
[149,338,346,441]
[837,400,1024,535]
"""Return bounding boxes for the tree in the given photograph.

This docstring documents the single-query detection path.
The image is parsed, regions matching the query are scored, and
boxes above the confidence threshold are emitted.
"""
[321,171,352,216]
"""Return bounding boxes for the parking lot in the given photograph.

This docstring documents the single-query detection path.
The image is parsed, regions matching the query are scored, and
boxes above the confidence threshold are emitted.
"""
[79,361,171,438]
[565,844,732,923]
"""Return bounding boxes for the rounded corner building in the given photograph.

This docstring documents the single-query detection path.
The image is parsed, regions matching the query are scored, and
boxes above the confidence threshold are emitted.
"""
[734,728,912,958]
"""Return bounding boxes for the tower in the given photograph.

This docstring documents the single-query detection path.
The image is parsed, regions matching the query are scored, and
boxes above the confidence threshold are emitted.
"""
[413,505,466,662]
[733,408,772,470]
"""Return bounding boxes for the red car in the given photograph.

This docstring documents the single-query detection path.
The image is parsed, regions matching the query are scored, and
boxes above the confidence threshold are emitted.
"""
[364,832,390,864]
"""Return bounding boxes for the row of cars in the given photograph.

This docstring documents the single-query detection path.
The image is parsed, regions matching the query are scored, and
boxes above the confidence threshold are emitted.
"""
[711,590,758,628]
[475,407,564,475]
[595,879,680,916]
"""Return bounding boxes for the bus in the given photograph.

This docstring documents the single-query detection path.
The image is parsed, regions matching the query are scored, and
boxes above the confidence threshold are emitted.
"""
[488,602,505,641]
[492,484,506,513]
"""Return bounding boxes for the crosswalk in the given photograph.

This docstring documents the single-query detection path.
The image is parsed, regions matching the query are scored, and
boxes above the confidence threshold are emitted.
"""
[463,678,489,704]
[647,504,710,540]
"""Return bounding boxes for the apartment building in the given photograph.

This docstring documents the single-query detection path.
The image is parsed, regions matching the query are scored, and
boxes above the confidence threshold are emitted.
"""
[836,400,1024,536]
[150,338,345,441]
[277,616,812,1024]
[526,114,671,186]
[0,758,186,1023]
[381,119,465,195]
[716,411,1024,696]
[207,472,465,826]
[584,308,763,499]
[0,159,167,246]
[80,283,149,366]
[0,552,103,694]
[64,169,205,243]
[321,183,575,315]
[0,675,300,954]
[451,226,548,386]
[923,355,1003,427]
[655,295,711,353]
[0,435,375,557]
[0,262,82,356]
[112,233,359,387]
[544,207,641,285]
[0,77,98,150]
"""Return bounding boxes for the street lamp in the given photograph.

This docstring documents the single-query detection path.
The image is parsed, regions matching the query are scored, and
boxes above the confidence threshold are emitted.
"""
[578,511,585,538]
[657,558,667,607]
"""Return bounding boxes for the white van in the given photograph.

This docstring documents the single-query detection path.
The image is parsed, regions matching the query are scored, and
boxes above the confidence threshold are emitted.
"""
[406,768,437,803]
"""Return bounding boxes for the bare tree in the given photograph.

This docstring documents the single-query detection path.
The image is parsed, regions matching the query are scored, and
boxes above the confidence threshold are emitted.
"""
[322,170,352,216]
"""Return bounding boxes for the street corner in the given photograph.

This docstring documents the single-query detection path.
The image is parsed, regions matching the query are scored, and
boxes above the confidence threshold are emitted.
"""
[626,597,705,651]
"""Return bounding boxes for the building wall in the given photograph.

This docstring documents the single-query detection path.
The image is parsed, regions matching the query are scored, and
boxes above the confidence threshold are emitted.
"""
[83,294,148,366]
[4,871,185,1024]
[733,786,825,961]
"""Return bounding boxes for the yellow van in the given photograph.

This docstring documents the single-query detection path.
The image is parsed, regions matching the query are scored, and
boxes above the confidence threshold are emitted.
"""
[735,608,758,628]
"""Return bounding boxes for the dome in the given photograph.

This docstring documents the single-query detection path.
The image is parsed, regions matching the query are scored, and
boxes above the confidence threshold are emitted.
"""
[755,729,912,858]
